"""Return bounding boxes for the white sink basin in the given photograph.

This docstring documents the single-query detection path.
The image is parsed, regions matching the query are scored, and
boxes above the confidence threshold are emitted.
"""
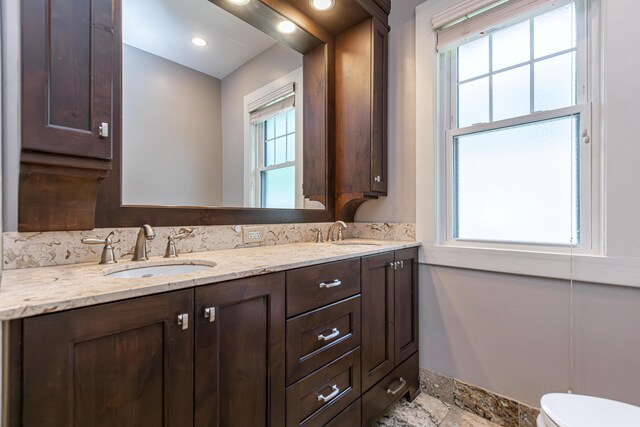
[106,263,214,279]
[333,241,381,246]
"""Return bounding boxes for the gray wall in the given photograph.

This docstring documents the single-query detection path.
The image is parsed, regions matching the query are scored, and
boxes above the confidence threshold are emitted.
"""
[366,0,640,409]
[220,43,302,206]
[122,45,223,206]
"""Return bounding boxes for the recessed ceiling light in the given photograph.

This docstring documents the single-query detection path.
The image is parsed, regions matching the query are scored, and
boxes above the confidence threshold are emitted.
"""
[277,20,296,34]
[310,0,335,11]
[228,0,250,5]
[191,37,207,47]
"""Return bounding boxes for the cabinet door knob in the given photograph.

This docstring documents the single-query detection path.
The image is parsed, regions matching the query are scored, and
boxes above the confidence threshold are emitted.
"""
[317,328,340,342]
[318,279,342,289]
[98,122,109,138]
[317,384,340,402]
[386,377,407,395]
[177,313,189,330]
[374,175,381,182]
[204,307,216,323]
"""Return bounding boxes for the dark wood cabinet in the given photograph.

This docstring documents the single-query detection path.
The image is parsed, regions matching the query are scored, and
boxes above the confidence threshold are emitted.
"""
[336,17,389,220]
[21,290,194,427]
[195,273,286,427]
[19,0,115,231]
[361,248,419,398]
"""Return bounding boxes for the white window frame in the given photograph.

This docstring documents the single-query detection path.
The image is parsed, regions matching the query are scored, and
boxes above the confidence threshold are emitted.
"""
[242,67,304,208]
[435,0,599,255]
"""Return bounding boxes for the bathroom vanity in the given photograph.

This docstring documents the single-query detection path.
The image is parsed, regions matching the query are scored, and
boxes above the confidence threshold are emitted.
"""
[2,241,419,426]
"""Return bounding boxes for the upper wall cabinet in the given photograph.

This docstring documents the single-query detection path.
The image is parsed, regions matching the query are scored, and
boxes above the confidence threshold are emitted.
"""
[22,0,115,160]
[335,17,389,220]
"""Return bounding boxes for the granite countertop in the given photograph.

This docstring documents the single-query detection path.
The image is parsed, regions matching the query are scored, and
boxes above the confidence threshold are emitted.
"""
[0,239,420,320]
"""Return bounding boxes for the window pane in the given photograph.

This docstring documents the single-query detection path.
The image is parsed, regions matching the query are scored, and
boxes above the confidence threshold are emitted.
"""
[534,52,576,112]
[275,136,287,164]
[493,65,531,121]
[266,118,275,140]
[534,3,576,59]
[275,112,287,137]
[261,166,295,209]
[264,139,275,166]
[458,37,489,81]
[454,115,579,244]
[287,108,296,133]
[287,134,295,162]
[458,77,489,127]
[492,20,530,71]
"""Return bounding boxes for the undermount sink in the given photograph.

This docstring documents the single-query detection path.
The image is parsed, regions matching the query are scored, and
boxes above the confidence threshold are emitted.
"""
[105,263,215,279]
[332,241,381,246]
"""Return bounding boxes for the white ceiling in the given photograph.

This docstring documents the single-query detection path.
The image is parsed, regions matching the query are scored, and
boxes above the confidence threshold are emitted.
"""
[123,0,278,79]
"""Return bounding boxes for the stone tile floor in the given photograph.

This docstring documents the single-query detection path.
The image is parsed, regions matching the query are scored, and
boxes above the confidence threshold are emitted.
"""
[376,392,503,427]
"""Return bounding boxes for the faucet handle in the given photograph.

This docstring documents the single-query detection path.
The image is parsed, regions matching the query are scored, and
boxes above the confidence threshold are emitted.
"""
[312,228,324,243]
[81,232,117,265]
[165,228,193,258]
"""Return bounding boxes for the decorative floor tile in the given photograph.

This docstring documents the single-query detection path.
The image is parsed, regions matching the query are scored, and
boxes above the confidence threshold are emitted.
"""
[376,393,450,427]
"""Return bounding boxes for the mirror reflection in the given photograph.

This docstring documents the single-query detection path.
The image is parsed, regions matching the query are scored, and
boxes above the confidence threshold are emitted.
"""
[122,0,324,209]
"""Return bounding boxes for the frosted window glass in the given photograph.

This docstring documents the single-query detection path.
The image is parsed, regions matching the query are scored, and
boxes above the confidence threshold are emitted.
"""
[492,21,530,71]
[262,166,295,208]
[534,53,576,112]
[454,116,579,244]
[534,3,576,58]
[493,65,531,121]
[458,77,490,127]
[265,139,275,166]
[287,108,296,133]
[266,117,275,140]
[275,136,287,164]
[458,37,489,81]
[275,113,287,137]
[287,134,295,162]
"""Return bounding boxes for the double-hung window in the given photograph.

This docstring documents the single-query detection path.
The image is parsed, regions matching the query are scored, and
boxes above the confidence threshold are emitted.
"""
[249,85,297,209]
[437,0,593,250]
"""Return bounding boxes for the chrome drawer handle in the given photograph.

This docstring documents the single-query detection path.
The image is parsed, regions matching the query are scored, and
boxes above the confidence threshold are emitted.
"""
[317,385,340,402]
[204,307,216,323]
[177,313,189,330]
[317,328,340,341]
[318,279,342,289]
[386,377,406,395]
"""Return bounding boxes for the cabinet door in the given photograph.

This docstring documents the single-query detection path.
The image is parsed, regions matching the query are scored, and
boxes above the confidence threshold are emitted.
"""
[370,18,388,194]
[22,0,114,159]
[361,251,395,391]
[195,273,286,427]
[22,290,194,427]
[394,248,419,364]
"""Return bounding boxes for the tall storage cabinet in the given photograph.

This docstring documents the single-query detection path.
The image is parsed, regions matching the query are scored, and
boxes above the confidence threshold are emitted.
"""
[336,17,389,220]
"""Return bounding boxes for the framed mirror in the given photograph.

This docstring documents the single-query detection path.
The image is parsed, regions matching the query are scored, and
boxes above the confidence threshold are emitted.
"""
[96,0,334,227]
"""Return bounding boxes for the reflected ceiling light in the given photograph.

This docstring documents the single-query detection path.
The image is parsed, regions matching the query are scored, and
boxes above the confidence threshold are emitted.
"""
[277,20,296,34]
[191,37,207,47]
[228,0,250,4]
[310,0,335,11]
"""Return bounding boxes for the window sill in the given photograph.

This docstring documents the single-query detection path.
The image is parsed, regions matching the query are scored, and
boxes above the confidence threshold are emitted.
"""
[420,244,640,288]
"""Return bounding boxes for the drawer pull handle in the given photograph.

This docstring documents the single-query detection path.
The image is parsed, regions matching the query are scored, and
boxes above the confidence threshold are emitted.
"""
[319,279,342,289]
[386,377,406,395]
[204,307,216,323]
[317,328,340,341]
[317,385,340,402]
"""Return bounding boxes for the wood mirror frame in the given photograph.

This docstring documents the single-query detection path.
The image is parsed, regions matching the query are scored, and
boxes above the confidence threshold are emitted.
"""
[95,0,336,228]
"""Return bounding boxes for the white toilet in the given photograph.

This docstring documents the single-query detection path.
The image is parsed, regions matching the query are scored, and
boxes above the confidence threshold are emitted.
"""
[537,393,640,427]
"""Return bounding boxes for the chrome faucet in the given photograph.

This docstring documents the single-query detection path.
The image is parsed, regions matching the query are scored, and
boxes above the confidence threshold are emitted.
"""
[327,221,347,242]
[132,224,156,261]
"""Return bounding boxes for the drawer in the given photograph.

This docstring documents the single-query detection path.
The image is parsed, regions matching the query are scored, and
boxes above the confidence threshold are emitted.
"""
[287,259,360,317]
[362,351,419,426]
[287,296,361,384]
[286,348,361,427]
[324,399,361,427]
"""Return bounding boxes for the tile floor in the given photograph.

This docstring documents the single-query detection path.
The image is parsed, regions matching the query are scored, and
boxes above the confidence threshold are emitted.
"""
[376,392,503,427]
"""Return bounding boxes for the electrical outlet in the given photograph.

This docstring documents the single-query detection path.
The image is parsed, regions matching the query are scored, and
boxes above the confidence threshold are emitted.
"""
[242,226,265,244]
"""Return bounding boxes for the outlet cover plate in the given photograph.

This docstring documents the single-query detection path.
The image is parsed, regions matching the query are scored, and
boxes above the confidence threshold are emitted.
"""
[242,226,265,243]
